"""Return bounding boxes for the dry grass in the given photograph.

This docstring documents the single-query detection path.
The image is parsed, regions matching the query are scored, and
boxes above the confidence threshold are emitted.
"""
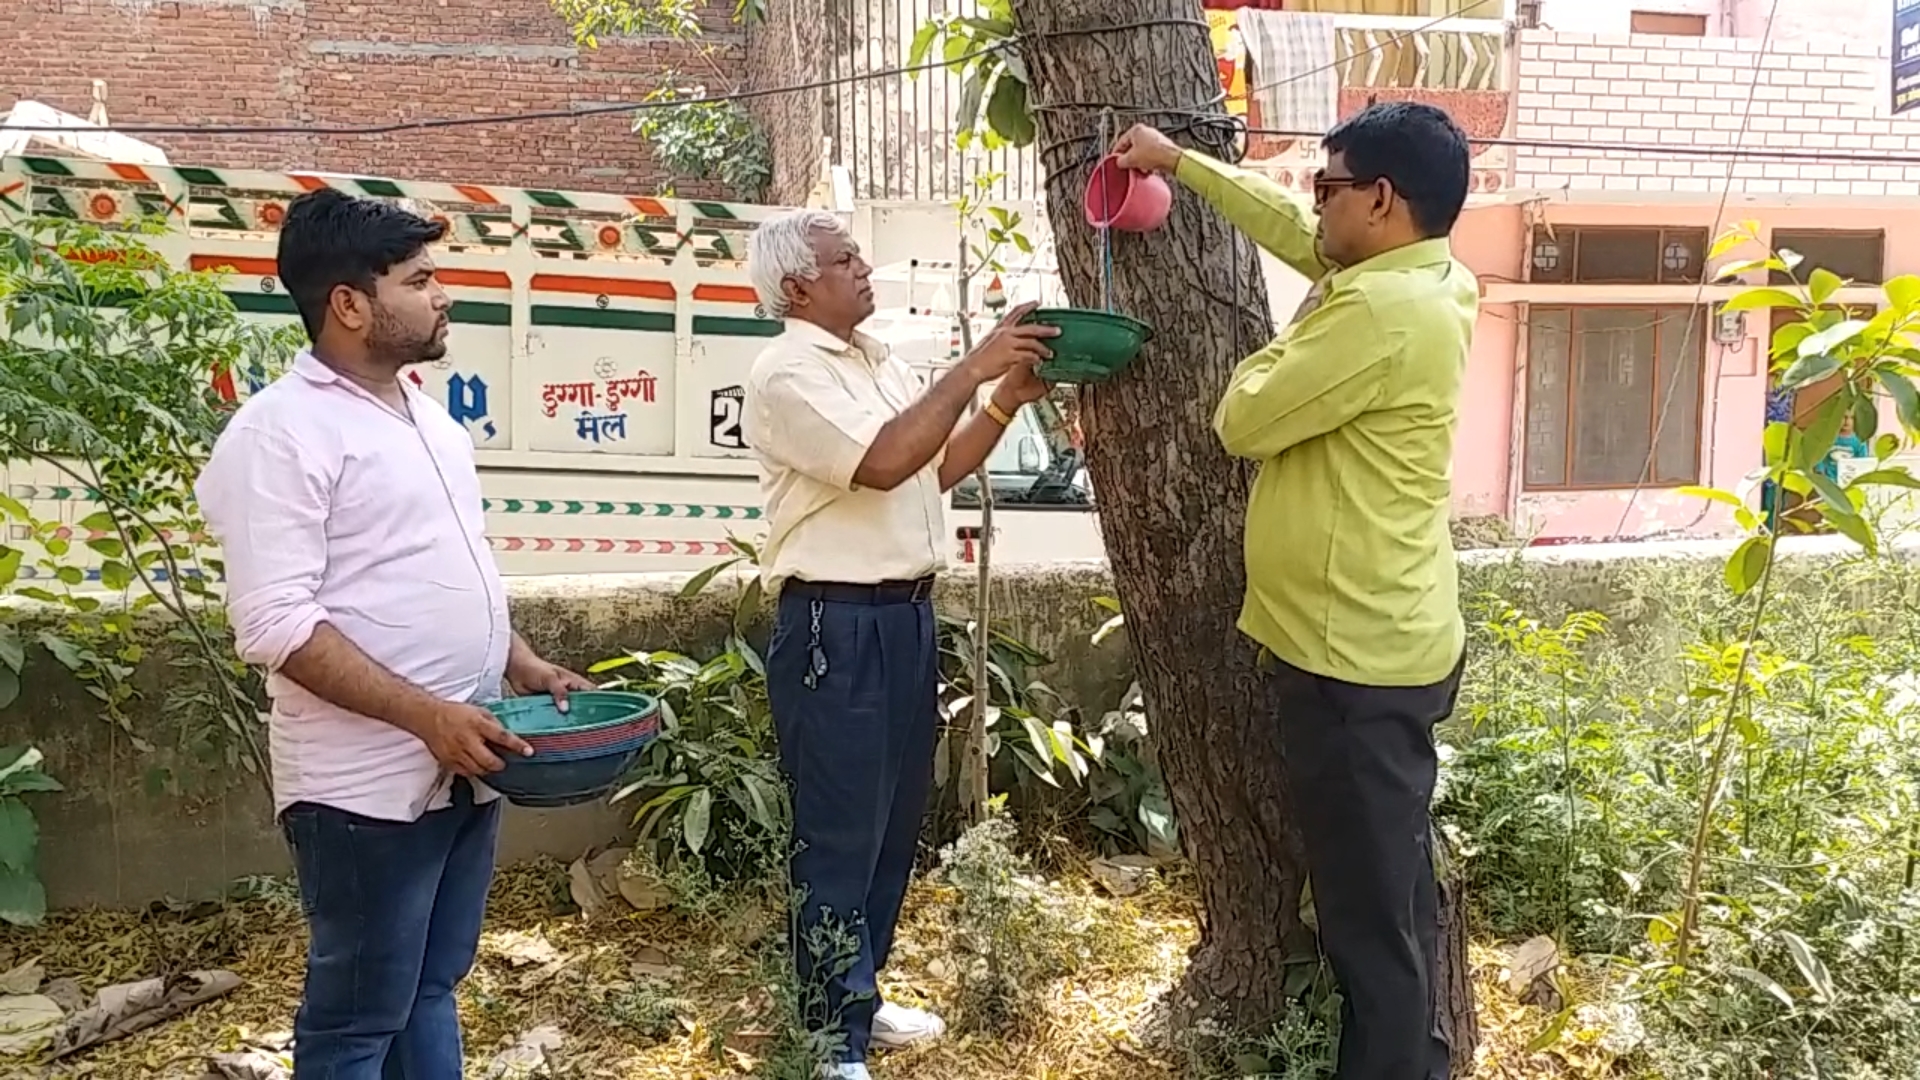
[0,862,1627,1079]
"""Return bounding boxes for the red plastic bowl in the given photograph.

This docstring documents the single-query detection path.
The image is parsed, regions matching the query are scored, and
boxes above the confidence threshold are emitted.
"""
[1083,154,1172,233]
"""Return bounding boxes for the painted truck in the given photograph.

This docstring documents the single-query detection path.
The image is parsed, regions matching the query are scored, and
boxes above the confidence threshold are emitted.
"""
[0,153,1104,581]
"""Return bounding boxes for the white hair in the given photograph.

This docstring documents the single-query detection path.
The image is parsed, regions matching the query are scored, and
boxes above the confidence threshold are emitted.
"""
[747,209,851,319]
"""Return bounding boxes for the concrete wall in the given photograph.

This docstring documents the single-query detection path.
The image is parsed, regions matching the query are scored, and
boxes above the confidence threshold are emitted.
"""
[11,562,1128,909]
[9,538,1907,911]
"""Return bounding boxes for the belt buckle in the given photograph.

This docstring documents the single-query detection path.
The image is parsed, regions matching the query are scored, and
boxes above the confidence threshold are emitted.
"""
[909,577,933,603]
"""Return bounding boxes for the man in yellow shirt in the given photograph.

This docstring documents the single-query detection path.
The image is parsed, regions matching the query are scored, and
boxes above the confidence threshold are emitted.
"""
[1115,102,1475,1080]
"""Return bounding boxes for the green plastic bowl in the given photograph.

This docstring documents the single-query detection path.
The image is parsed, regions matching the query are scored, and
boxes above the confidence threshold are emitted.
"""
[1024,307,1153,384]
[487,689,657,737]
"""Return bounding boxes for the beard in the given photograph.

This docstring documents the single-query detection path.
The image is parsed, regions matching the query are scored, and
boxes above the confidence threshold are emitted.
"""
[367,304,447,368]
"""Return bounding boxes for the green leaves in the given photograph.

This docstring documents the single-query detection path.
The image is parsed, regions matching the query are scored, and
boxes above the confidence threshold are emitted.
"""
[1807,267,1844,306]
[1794,318,1868,361]
[1725,536,1771,596]
[677,556,746,600]
[1877,370,1920,433]
[1777,352,1842,390]
[631,90,772,202]
[0,747,57,926]
[985,72,1036,147]
[682,787,713,855]
[1884,273,1920,310]
[910,10,1033,151]
[1722,288,1805,313]
[1780,930,1837,1006]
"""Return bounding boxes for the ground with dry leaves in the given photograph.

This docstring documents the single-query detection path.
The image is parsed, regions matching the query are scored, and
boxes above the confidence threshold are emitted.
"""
[1,860,1630,1079]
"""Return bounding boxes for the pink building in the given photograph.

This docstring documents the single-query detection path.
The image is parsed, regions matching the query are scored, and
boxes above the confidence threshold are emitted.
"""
[1233,0,1912,541]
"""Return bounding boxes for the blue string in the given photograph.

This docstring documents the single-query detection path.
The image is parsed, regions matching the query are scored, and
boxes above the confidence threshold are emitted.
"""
[1101,218,1114,314]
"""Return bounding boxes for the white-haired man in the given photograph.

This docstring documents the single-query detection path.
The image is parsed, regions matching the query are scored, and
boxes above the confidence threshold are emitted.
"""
[742,209,1058,1080]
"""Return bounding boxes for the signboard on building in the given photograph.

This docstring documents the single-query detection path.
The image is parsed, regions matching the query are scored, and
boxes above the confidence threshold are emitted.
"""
[1894,0,1920,114]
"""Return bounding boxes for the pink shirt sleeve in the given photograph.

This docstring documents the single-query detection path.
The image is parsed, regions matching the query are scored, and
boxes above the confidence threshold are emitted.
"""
[194,426,332,670]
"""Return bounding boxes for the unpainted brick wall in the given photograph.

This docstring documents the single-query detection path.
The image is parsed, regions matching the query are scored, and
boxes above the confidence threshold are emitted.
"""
[0,0,787,198]
[1513,28,1920,196]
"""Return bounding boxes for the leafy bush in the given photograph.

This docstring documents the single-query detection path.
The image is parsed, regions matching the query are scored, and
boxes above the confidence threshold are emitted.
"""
[548,0,772,201]
[937,814,1100,1035]
[1,218,292,915]
[0,746,62,925]
[1439,564,1920,1075]
[599,643,788,888]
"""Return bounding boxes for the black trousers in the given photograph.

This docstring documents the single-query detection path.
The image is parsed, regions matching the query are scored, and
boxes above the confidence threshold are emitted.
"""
[766,579,939,1066]
[1272,652,1464,1080]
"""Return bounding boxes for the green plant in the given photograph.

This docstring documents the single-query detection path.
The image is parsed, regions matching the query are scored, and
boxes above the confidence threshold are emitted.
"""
[1437,555,1920,1072]
[549,0,772,200]
[908,0,1035,152]
[1440,603,1647,949]
[937,813,1098,1035]
[0,745,61,925]
[604,978,689,1044]
[633,87,772,203]
[1667,226,1920,967]
[1,218,291,908]
[932,612,1082,792]
[1083,679,1177,859]
[598,643,788,887]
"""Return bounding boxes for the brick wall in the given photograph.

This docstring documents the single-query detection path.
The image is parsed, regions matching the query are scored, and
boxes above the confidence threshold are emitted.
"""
[1512,29,1920,196]
[1,0,765,197]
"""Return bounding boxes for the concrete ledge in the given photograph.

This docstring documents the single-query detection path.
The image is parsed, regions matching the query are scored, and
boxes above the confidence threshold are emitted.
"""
[10,541,1910,909]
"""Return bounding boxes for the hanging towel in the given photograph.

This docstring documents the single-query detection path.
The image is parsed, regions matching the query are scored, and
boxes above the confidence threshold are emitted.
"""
[1239,10,1340,136]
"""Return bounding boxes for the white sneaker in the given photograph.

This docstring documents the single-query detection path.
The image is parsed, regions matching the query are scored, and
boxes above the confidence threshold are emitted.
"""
[816,1065,871,1080]
[870,1000,947,1050]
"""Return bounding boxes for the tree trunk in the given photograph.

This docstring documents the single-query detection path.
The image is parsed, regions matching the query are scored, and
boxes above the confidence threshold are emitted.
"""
[1007,1,1475,1068]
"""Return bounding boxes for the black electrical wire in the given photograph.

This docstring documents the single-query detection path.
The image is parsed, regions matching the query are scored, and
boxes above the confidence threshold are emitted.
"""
[10,3,1919,172]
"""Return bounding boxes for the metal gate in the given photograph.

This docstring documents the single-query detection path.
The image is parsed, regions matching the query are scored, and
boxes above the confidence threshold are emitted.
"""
[822,0,1039,202]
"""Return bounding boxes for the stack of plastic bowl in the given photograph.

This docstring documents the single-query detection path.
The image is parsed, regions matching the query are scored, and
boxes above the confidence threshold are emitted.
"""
[482,689,661,808]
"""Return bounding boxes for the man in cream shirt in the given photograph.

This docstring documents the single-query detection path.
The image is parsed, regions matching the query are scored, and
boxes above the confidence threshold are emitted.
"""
[742,209,1058,1080]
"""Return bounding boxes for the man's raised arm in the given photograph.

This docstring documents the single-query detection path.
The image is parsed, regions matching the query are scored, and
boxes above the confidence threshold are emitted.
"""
[1111,123,1335,282]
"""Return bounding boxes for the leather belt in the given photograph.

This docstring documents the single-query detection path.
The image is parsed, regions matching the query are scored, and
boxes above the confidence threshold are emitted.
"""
[783,576,936,605]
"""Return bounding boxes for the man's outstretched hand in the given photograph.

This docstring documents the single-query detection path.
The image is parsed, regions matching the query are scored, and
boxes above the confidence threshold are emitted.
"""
[1112,124,1184,174]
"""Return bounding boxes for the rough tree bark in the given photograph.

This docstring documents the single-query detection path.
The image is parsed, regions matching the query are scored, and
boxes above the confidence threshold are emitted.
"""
[1007,0,1476,1067]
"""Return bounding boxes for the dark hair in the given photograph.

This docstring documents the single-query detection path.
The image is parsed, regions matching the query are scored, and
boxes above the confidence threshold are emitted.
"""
[1324,101,1470,239]
[276,189,446,340]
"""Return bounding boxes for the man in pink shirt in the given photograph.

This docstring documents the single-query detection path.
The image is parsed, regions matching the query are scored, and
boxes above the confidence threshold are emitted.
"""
[195,189,589,1079]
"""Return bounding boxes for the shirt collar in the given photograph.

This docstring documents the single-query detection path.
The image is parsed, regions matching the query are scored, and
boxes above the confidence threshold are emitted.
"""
[1329,237,1454,291]
[783,318,887,366]
[292,348,341,385]
[290,348,420,419]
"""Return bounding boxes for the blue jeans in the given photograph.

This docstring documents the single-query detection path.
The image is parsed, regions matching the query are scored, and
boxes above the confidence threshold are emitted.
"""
[281,779,501,1080]
[768,582,939,1065]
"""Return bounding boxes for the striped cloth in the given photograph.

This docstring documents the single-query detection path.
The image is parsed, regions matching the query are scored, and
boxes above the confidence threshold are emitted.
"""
[1240,9,1341,135]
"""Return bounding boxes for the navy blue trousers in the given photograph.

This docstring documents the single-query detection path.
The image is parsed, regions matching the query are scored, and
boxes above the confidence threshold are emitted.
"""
[767,583,939,1066]
[282,779,500,1079]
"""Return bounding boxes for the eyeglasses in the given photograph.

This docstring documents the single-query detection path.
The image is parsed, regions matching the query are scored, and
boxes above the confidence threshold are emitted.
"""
[1311,169,1382,208]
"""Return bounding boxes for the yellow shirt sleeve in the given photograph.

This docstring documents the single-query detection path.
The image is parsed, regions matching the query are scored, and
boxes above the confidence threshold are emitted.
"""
[1173,151,1336,282]
[1212,286,1393,460]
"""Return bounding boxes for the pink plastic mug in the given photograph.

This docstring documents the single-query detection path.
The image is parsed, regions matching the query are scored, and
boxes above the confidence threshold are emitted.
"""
[1082,154,1172,232]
